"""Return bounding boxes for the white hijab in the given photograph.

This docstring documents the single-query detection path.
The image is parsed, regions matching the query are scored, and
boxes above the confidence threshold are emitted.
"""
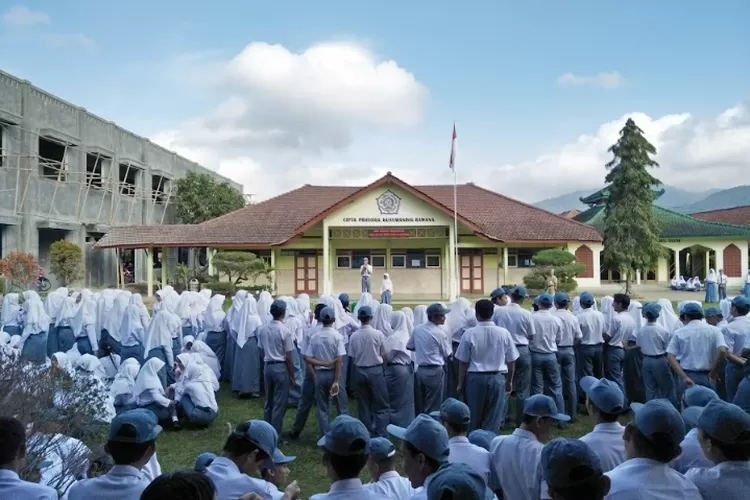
[176,292,201,328]
[656,298,679,331]
[44,287,68,323]
[257,291,273,325]
[103,293,130,342]
[130,294,151,328]
[720,298,733,320]
[182,361,219,412]
[628,301,644,339]
[448,298,472,336]
[203,294,226,332]
[353,293,378,317]
[387,311,410,356]
[75,354,107,380]
[401,307,415,334]
[120,303,147,346]
[134,358,166,404]
[54,297,79,328]
[143,310,179,369]
[599,296,615,333]
[227,290,249,336]
[190,340,221,379]
[1,293,21,327]
[110,358,140,401]
[413,305,428,326]
[236,296,262,349]
[51,351,75,377]
[373,304,394,336]
[21,290,51,338]
[296,294,312,325]
[707,269,717,282]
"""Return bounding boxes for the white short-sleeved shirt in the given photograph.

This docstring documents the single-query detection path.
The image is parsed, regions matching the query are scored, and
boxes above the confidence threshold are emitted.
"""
[724,314,750,354]
[667,320,727,371]
[637,323,673,356]
[578,422,626,472]
[670,428,713,473]
[206,457,276,500]
[310,478,392,500]
[448,436,492,484]
[364,471,418,499]
[608,312,636,347]
[406,322,452,366]
[304,326,346,367]
[605,457,702,499]
[455,321,519,373]
[529,310,562,354]
[258,321,295,362]
[490,429,543,500]
[0,469,57,500]
[553,309,583,347]
[576,308,606,345]
[685,461,750,500]
[492,303,535,346]
[348,325,388,367]
[65,465,149,500]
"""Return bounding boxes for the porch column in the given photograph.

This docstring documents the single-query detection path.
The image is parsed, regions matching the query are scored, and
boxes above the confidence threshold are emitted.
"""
[706,250,711,273]
[145,248,154,297]
[636,269,642,285]
[323,221,331,295]
[161,247,167,286]
[715,245,724,273]
[207,247,214,275]
[448,224,457,300]
[502,246,509,286]
[270,248,277,294]
[674,249,681,278]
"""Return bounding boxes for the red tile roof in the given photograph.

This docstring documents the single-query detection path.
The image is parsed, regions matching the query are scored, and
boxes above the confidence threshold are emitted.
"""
[691,206,750,227]
[96,173,602,248]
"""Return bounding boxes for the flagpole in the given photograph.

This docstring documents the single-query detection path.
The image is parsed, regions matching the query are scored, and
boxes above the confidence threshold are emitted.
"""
[453,163,459,300]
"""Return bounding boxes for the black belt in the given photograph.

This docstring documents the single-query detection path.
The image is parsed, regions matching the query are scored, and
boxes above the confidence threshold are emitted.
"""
[357,364,383,369]
[266,360,285,365]
[315,367,332,371]
[558,345,574,349]
[684,369,710,374]
[515,344,528,348]
[419,364,441,368]
[643,353,667,358]
[607,345,624,350]
[469,371,500,375]
[387,362,409,366]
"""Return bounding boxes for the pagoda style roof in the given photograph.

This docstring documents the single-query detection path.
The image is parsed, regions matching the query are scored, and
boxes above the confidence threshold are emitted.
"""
[580,186,666,207]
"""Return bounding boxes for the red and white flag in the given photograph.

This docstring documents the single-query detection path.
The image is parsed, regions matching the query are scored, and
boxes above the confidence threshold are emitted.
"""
[449,123,457,170]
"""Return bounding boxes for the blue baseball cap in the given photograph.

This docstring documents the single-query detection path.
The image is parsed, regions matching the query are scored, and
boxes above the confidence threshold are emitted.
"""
[541,438,603,490]
[108,409,162,443]
[524,394,570,422]
[511,285,529,297]
[731,296,750,309]
[357,305,374,319]
[704,306,723,318]
[537,293,554,307]
[317,415,370,456]
[232,420,278,458]
[682,385,719,408]
[263,448,296,471]
[642,302,662,318]
[426,303,450,316]
[468,429,496,451]
[681,302,704,317]
[338,293,350,305]
[193,452,216,472]
[388,413,450,462]
[319,306,335,323]
[490,287,507,299]
[631,399,686,447]
[431,398,471,426]
[690,399,750,444]
[270,299,287,314]
[579,292,595,307]
[368,437,397,461]
[553,291,570,305]
[580,377,624,414]
[426,462,486,500]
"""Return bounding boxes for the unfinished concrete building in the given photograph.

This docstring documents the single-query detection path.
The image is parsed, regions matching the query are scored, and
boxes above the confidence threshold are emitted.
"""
[0,70,242,288]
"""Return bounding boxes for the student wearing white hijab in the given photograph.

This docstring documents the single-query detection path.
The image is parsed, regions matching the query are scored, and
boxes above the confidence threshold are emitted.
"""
[385,311,415,427]
[401,307,415,333]
[413,305,428,326]
[257,291,273,325]
[143,310,179,388]
[232,295,262,397]
[101,293,129,356]
[373,304,394,337]
[134,357,179,428]
[191,339,221,381]
[1,293,22,336]
[176,291,202,339]
[202,294,227,369]
[119,298,147,364]
[50,351,76,378]
[74,354,116,422]
[177,361,219,426]
[599,296,615,334]
[44,287,68,357]
[70,291,98,355]
[671,276,681,290]
[296,293,313,326]
[447,298,473,400]
[623,301,646,405]
[655,299,679,332]
[111,358,141,413]
[705,269,718,303]
[353,292,379,319]
[380,273,394,305]
[283,296,306,406]
[224,290,248,383]
[54,296,79,354]
[20,290,51,363]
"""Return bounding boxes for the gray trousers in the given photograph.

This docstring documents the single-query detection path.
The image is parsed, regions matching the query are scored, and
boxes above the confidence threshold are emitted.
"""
[642,354,677,407]
[314,369,336,437]
[726,362,744,403]
[604,345,626,406]
[291,365,316,435]
[577,344,604,380]
[506,346,531,427]
[466,372,506,432]
[556,347,577,421]
[263,362,290,435]
[733,374,750,414]
[415,365,444,414]
[361,275,371,293]
[353,365,390,437]
[531,351,565,415]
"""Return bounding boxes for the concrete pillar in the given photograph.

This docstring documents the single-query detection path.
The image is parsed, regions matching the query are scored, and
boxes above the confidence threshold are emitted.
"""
[502,246,509,286]
[146,248,154,297]
[207,247,214,275]
[715,244,725,273]
[706,250,711,275]
[448,223,457,300]
[674,249,681,278]
[161,247,167,287]
[270,247,277,295]
[442,240,450,300]
[636,269,642,285]
[323,221,331,295]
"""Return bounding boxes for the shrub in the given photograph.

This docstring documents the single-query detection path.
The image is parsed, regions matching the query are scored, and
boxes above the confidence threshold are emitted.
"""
[203,281,235,295]
[49,240,84,286]
[0,251,43,291]
[523,249,585,294]
[213,251,271,285]
[235,284,271,295]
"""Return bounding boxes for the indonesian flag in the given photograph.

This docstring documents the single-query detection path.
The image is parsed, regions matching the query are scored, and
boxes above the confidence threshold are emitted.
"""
[449,123,457,170]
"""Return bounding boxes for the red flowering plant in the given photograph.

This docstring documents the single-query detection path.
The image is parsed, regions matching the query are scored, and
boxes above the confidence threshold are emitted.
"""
[0,251,43,291]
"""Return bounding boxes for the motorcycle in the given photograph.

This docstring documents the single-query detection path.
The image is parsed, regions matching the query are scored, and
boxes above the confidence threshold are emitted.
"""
[36,275,51,292]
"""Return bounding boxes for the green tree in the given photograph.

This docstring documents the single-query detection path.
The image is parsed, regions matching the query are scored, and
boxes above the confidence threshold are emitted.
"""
[174,171,246,224]
[49,240,84,286]
[601,118,664,294]
[523,249,585,293]
[213,251,272,285]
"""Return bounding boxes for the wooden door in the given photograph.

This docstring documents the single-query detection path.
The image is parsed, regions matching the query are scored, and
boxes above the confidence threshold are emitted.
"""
[460,253,483,294]
[295,255,317,294]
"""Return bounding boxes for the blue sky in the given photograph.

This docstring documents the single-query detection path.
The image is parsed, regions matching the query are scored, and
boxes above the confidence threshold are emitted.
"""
[1,1,749,201]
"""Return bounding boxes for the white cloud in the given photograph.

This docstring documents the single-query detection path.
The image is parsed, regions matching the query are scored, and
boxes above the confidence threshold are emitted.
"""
[557,71,627,89]
[2,6,50,26]
[43,33,96,49]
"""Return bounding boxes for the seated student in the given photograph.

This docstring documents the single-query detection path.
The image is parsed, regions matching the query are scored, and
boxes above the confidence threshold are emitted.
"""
[111,359,141,414]
[314,415,390,500]
[0,416,58,500]
[672,386,720,473]
[468,429,497,452]
[177,361,219,427]
[578,377,626,472]
[431,398,491,485]
[670,277,681,291]
[489,395,570,500]
[260,449,296,500]
[683,399,750,499]
[605,399,702,499]
[425,462,487,500]
[540,438,611,500]
[66,409,161,500]
[194,452,217,473]
[141,470,217,500]
[134,358,180,429]
[364,437,418,498]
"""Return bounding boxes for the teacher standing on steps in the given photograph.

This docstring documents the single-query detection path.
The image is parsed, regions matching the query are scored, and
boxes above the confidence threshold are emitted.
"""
[361,257,373,293]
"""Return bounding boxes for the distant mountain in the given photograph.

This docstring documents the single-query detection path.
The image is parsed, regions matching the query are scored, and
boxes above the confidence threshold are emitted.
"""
[533,185,717,213]
[673,186,750,214]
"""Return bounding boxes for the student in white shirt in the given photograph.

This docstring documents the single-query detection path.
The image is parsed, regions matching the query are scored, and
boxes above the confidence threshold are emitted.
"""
[717,269,728,301]
[288,304,326,440]
[360,258,373,294]
[364,437,417,499]
[407,303,452,414]
[683,399,750,500]
[724,296,750,405]
[380,273,394,305]
[575,291,606,381]
[0,416,57,500]
[578,377,627,472]
[552,292,582,422]
[605,294,634,408]
[671,385,719,473]
[260,449,296,500]
[541,438,611,500]
[637,303,677,407]
[605,399,702,499]
[258,300,296,436]
[529,293,565,417]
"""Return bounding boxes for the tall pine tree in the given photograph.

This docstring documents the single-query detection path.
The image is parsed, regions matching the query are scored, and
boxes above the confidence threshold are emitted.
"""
[602,118,663,294]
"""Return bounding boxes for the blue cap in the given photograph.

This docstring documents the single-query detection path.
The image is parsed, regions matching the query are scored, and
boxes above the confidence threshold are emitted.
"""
[317,415,370,456]
[537,293,554,307]
[643,302,662,318]
[490,287,507,299]
[263,448,296,471]
[108,409,163,443]
[731,296,750,309]
[468,429,496,451]
[682,385,719,408]
[524,394,570,422]
[630,399,685,447]
[426,303,450,316]
[579,292,595,307]
[580,377,624,414]
[704,306,723,318]
[511,285,529,297]
[426,462,486,500]
[435,398,471,426]
[357,305,374,319]
[319,306,335,323]
[388,413,450,462]
[338,293,350,305]
[693,399,750,444]
[193,452,216,472]
[682,302,704,317]
[553,291,570,304]
[270,299,287,314]
[368,437,397,461]
[232,420,278,457]
[541,438,602,490]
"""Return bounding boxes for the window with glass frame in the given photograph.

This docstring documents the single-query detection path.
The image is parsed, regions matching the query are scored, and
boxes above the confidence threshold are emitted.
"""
[507,254,519,267]
[391,254,406,268]
[337,255,351,268]
[426,254,441,268]
[371,254,386,268]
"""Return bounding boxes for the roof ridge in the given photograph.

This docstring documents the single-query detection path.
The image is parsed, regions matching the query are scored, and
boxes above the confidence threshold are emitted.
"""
[655,205,750,231]
[691,204,750,215]
[199,183,315,226]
